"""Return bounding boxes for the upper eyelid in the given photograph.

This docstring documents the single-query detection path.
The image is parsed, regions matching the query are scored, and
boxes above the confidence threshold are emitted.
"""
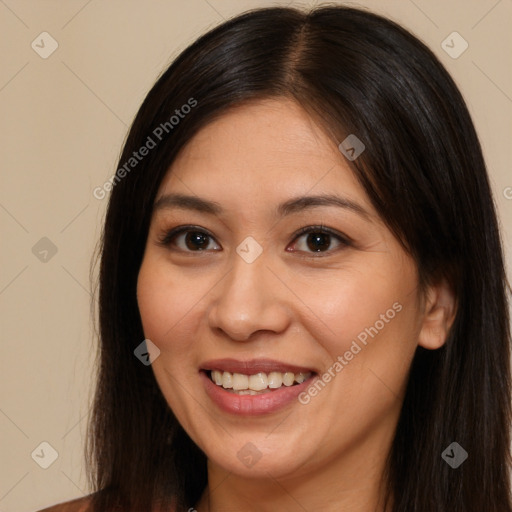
[291,225,351,242]
[157,225,218,246]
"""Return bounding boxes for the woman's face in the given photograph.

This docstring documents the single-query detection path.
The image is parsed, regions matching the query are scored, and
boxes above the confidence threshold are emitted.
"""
[137,98,430,482]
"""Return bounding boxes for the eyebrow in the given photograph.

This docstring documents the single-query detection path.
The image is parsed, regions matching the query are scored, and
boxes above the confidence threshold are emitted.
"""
[153,193,370,219]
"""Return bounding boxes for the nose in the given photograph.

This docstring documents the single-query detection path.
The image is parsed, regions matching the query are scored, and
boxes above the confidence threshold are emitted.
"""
[207,250,291,342]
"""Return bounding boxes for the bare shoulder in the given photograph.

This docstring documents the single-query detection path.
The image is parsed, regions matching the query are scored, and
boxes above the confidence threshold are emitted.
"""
[36,495,93,512]
[35,495,177,512]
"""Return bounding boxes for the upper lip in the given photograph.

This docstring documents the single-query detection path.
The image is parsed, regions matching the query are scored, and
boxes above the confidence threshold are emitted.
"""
[200,358,317,375]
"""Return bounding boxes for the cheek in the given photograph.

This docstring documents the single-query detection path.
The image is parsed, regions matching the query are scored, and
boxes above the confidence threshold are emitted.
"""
[136,256,207,421]
[136,255,205,357]
[289,262,420,446]
[289,256,422,416]
[292,257,419,354]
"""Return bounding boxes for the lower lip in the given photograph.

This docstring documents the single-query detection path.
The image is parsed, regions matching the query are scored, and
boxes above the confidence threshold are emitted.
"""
[200,371,316,416]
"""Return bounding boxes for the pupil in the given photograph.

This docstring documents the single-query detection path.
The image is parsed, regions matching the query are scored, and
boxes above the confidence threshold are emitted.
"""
[307,233,330,252]
[186,232,208,250]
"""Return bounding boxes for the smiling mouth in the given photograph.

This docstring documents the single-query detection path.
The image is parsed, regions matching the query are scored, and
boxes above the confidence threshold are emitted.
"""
[205,370,314,395]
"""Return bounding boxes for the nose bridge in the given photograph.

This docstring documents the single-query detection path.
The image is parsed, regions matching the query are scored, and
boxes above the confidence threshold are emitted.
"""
[208,247,289,340]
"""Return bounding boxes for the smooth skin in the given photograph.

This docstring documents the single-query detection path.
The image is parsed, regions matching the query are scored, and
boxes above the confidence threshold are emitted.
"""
[136,98,456,512]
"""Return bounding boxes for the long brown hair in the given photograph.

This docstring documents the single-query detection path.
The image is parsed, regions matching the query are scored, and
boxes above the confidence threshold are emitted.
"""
[88,5,512,511]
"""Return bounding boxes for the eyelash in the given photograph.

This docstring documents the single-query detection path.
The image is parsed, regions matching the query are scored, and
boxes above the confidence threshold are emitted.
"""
[157,224,352,257]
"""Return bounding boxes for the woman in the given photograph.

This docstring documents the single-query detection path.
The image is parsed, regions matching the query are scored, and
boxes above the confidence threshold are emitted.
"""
[40,4,511,512]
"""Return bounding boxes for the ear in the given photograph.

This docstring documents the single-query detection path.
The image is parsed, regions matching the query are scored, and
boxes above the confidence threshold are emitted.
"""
[418,278,457,350]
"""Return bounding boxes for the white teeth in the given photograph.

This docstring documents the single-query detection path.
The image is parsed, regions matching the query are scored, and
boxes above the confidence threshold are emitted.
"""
[282,372,295,386]
[295,372,307,384]
[222,371,233,389]
[232,373,249,390]
[212,370,223,385]
[268,371,283,388]
[209,370,312,392]
[248,372,268,391]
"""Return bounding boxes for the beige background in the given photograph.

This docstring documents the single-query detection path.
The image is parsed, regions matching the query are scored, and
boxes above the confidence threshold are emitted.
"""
[0,1,511,510]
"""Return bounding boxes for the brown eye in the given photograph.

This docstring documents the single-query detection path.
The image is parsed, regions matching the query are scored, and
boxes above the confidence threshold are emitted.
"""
[183,231,210,250]
[288,226,350,255]
[159,227,221,252]
[304,232,332,252]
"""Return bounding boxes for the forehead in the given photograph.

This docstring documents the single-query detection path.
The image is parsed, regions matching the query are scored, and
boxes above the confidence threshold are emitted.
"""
[157,98,373,215]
